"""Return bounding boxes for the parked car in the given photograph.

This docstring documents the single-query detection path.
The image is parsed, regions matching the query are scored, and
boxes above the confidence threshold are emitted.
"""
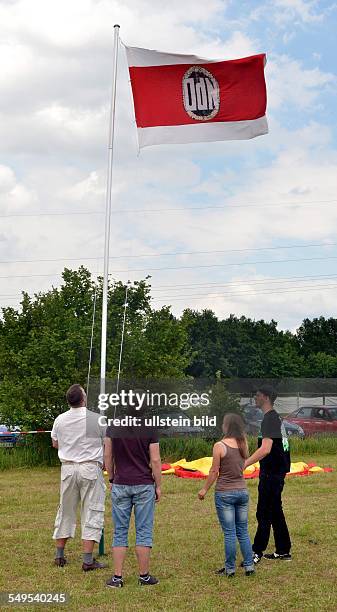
[0,425,21,448]
[286,406,337,436]
[242,405,305,438]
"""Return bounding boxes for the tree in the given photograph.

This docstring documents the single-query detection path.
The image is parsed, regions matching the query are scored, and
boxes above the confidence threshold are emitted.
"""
[208,371,241,437]
[0,268,190,428]
[296,317,337,357]
[182,311,302,378]
[302,352,337,378]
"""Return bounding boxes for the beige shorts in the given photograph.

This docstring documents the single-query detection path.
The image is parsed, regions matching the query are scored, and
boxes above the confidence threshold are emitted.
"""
[53,462,106,543]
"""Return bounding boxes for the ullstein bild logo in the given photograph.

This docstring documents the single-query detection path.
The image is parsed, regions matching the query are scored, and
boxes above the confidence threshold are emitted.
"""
[182,65,220,121]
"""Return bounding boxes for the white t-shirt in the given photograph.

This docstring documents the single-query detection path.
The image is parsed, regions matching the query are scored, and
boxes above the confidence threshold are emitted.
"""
[51,406,105,464]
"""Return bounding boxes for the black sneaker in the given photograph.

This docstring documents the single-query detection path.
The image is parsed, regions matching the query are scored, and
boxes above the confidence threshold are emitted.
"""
[264,552,292,561]
[240,555,261,568]
[138,574,159,586]
[226,572,235,578]
[214,568,226,575]
[245,570,255,576]
[54,557,67,567]
[106,576,123,588]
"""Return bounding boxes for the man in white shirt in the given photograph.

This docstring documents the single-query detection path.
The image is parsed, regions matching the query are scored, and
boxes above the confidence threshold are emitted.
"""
[51,384,107,571]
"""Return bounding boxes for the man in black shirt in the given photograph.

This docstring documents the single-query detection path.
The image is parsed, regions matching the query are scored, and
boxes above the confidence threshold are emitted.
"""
[245,385,291,563]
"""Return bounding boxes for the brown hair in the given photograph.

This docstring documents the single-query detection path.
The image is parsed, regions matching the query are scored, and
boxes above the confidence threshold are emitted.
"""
[66,384,84,408]
[257,384,277,405]
[222,413,249,459]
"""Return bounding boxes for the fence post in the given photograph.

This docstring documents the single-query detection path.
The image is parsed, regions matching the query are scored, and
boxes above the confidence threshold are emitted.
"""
[99,529,105,556]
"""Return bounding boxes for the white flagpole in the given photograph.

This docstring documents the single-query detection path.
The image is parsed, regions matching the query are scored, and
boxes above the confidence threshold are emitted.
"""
[100,24,120,398]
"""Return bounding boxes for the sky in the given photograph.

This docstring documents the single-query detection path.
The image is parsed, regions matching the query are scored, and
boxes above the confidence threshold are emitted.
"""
[1,0,337,331]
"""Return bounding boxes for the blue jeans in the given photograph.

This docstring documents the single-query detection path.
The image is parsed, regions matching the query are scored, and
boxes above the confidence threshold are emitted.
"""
[215,489,254,574]
[111,484,155,547]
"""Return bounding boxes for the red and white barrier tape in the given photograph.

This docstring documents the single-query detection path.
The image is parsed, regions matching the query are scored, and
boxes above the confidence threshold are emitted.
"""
[0,430,51,435]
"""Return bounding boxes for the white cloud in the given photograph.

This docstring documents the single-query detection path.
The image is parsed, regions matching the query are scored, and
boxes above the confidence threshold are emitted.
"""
[171,280,337,332]
[273,0,326,24]
[0,0,337,332]
[267,55,335,110]
[250,0,334,26]
[0,165,37,212]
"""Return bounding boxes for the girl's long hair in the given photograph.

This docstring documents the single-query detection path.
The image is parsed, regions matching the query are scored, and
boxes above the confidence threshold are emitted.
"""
[222,413,249,459]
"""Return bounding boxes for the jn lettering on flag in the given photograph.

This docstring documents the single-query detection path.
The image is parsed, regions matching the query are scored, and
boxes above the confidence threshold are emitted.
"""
[126,46,268,148]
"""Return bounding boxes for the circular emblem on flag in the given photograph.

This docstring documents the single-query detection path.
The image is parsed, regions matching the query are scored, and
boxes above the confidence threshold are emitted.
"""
[182,66,220,121]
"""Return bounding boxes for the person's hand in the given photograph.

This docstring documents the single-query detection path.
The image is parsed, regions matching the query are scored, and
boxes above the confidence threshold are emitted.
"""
[155,486,161,502]
[198,488,207,500]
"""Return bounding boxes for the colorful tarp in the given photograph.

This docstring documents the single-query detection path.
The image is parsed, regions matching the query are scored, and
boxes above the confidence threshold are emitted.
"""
[161,458,332,480]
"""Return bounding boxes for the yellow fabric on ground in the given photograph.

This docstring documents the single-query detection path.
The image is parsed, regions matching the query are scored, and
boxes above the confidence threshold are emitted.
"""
[163,458,328,477]
[289,461,308,473]
[170,458,188,467]
[167,457,260,476]
[244,463,260,474]
[173,457,213,473]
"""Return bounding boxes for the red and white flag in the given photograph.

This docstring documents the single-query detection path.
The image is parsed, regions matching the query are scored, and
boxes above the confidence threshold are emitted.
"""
[126,46,268,148]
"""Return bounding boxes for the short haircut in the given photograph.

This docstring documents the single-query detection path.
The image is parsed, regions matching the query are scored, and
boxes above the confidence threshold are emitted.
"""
[257,384,277,405]
[66,384,84,407]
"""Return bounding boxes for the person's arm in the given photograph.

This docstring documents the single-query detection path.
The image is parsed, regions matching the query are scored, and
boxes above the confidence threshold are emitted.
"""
[149,442,162,502]
[104,436,114,485]
[51,420,58,449]
[244,438,273,468]
[198,443,222,500]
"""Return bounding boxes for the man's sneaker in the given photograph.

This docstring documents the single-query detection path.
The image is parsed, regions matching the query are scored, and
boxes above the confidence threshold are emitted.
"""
[214,567,235,577]
[240,555,261,568]
[106,576,124,588]
[54,557,67,567]
[82,558,107,572]
[264,552,292,561]
[138,574,159,586]
[245,570,255,576]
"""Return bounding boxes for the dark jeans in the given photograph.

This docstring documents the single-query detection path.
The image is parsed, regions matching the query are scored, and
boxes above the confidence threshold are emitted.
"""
[253,472,291,556]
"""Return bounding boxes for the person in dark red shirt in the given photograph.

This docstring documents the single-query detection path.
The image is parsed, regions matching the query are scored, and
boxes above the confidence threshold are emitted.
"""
[104,427,162,588]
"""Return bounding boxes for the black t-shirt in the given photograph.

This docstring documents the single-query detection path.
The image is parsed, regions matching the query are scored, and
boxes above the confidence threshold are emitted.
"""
[258,409,290,475]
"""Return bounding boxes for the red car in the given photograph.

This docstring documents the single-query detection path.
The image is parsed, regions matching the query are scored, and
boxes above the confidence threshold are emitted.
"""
[286,406,337,436]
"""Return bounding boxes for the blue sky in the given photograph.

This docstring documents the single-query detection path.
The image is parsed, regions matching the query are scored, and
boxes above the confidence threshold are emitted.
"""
[0,0,337,330]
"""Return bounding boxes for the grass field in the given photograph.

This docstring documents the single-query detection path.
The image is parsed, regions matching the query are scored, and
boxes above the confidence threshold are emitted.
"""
[1,454,336,612]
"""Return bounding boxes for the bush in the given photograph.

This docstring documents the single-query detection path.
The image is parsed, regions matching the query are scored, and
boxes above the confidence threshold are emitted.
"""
[0,434,59,470]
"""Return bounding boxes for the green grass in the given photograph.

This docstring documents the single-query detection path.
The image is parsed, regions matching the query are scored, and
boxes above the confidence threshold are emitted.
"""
[0,454,336,611]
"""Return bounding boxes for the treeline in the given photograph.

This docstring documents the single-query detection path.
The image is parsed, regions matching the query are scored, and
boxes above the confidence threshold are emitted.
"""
[1,266,337,428]
[183,310,337,378]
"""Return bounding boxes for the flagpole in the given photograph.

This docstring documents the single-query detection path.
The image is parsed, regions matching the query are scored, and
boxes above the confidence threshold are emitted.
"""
[98,23,120,559]
[100,24,120,397]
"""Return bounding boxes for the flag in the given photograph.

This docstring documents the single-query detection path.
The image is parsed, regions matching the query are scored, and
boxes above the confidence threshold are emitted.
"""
[126,46,268,148]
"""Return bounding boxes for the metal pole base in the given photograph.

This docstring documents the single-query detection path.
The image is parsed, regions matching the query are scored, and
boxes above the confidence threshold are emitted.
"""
[98,528,106,556]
